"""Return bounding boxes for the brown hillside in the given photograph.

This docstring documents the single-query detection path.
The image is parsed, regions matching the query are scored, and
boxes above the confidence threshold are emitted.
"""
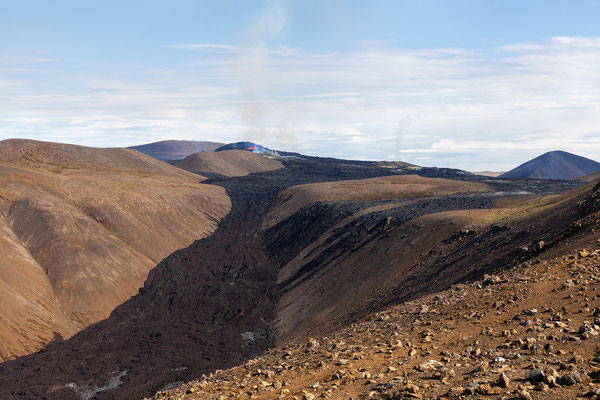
[0,139,230,361]
[172,149,283,177]
[264,175,490,229]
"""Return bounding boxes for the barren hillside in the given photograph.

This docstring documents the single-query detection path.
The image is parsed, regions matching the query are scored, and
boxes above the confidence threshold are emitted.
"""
[172,149,284,177]
[0,139,230,361]
[499,150,600,180]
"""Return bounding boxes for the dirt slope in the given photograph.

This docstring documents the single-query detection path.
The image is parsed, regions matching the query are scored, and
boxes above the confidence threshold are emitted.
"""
[0,139,230,361]
[172,149,283,177]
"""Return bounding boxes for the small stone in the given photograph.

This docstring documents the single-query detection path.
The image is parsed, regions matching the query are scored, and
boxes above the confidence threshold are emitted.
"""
[525,369,545,383]
[518,389,533,400]
[497,373,510,388]
[464,381,479,395]
[406,383,419,393]
[306,338,320,352]
[476,382,494,395]
[558,371,590,386]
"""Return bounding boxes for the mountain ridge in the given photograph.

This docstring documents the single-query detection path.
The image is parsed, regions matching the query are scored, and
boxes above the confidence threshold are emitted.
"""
[499,150,600,180]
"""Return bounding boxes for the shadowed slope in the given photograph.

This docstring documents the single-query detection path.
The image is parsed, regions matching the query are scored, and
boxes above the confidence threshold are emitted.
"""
[577,169,600,182]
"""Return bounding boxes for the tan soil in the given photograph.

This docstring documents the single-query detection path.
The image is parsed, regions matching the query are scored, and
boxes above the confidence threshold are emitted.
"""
[172,150,283,177]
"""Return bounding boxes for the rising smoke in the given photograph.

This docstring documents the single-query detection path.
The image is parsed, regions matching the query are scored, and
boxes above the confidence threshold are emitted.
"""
[235,1,299,150]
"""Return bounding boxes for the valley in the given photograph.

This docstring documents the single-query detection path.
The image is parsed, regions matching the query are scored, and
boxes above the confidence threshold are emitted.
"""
[0,147,590,399]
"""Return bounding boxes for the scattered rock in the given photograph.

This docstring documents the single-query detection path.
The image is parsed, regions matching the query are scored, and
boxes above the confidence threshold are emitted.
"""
[497,373,510,388]
[525,369,545,383]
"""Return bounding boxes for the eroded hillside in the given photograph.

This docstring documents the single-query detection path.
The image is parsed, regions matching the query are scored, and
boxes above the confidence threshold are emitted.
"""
[0,139,230,361]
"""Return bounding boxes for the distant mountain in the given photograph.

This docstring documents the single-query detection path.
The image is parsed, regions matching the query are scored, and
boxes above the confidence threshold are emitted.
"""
[499,150,600,180]
[215,141,279,156]
[128,140,224,161]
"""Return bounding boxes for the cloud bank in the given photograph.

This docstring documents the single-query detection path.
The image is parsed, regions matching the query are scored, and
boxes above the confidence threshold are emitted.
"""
[2,35,600,170]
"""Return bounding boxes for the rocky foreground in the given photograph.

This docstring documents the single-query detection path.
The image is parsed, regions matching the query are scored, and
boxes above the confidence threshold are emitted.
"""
[151,234,600,399]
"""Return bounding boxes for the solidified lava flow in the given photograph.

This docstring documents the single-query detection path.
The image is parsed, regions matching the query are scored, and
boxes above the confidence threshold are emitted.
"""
[0,156,587,399]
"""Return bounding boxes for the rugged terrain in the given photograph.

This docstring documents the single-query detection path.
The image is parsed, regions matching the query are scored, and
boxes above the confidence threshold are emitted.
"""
[0,139,230,361]
[499,150,600,180]
[154,197,600,399]
[0,150,588,399]
[128,140,224,161]
[172,150,283,178]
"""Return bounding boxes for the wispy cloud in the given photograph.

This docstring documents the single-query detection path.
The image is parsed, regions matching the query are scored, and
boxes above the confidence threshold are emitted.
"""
[169,43,241,53]
[2,35,600,170]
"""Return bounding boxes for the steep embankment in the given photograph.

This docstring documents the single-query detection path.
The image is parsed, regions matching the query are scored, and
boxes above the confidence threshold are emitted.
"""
[0,139,230,361]
[156,194,600,400]
[265,179,598,344]
[172,149,283,177]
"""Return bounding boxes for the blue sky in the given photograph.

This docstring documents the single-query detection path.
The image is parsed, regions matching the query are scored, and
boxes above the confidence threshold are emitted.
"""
[2,1,600,170]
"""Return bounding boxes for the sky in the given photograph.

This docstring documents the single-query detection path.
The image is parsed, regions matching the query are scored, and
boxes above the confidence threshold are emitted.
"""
[2,0,600,171]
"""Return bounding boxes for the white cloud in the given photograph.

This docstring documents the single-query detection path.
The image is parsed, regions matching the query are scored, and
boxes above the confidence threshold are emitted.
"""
[2,36,600,170]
